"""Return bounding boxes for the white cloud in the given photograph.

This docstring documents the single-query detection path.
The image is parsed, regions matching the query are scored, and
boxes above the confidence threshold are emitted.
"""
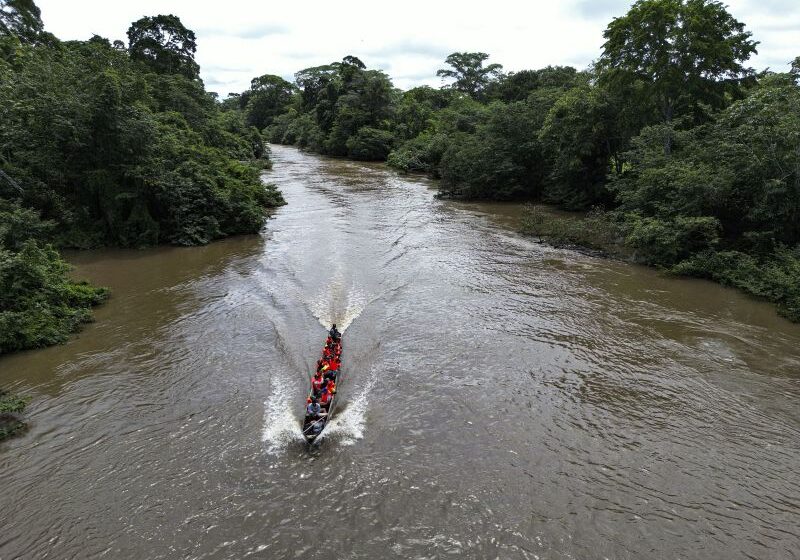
[35,0,798,95]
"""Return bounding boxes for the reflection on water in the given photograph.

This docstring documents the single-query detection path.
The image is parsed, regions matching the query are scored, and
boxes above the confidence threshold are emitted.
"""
[1,145,799,560]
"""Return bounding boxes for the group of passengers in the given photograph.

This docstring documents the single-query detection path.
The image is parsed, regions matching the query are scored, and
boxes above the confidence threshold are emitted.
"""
[305,324,342,423]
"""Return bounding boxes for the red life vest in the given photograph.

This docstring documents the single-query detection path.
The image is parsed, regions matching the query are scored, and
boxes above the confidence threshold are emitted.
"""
[328,359,340,371]
[320,390,332,405]
[311,376,324,392]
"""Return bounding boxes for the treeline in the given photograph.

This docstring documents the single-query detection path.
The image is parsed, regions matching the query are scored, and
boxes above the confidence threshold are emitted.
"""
[0,1,284,354]
[239,0,800,321]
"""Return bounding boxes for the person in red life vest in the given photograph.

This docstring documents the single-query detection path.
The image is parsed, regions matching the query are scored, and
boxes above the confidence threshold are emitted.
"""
[323,346,333,360]
[322,355,339,382]
[319,385,333,408]
[311,371,325,394]
[323,367,337,384]
[325,379,336,394]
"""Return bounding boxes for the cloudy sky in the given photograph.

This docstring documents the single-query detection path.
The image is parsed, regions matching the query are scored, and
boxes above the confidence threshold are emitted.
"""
[36,0,800,95]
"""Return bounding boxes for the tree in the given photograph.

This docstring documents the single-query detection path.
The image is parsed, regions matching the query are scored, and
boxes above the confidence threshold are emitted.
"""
[487,66,581,102]
[393,86,452,140]
[437,52,503,99]
[438,101,547,199]
[127,14,199,79]
[540,86,616,209]
[597,0,757,152]
[294,64,339,112]
[790,56,800,84]
[241,74,295,130]
[0,0,42,43]
[346,127,394,160]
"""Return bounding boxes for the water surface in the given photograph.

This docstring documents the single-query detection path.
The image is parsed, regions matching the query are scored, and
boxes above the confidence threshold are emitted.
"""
[1,145,799,559]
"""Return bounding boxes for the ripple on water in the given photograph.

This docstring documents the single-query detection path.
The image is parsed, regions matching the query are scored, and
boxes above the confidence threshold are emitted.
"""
[1,145,799,560]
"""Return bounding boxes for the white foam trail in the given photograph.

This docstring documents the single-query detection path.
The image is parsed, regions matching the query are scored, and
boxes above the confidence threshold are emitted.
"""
[317,366,378,445]
[308,274,367,332]
[261,375,304,454]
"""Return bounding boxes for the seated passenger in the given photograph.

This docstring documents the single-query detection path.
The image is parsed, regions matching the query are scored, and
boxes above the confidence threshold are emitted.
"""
[326,379,336,394]
[329,324,340,340]
[306,398,326,418]
[311,372,325,393]
[319,386,333,408]
[327,356,340,371]
[323,368,337,383]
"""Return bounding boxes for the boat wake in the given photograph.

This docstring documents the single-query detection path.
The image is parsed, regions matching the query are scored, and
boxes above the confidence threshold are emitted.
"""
[313,365,378,446]
[261,374,304,454]
[308,272,367,332]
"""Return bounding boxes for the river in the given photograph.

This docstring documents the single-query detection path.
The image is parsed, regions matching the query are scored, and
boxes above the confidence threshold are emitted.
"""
[1,145,799,559]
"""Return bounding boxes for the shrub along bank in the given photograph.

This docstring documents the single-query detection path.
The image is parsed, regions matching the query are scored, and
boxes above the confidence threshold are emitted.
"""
[1,3,285,354]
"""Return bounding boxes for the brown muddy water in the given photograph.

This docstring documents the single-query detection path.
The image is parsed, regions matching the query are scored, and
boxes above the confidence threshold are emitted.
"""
[1,145,799,560]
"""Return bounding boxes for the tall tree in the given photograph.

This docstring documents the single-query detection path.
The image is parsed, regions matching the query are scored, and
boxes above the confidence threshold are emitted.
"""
[437,52,503,99]
[294,64,339,112]
[790,56,800,84]
[127,14,199,79]
[0,0,42,43]
[241,74,295,130]
[597,0,757,152]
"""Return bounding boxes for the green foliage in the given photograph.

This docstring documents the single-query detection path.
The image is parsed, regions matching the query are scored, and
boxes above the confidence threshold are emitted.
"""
[0,198,52,248]
[0,3,285,354]
[388,132,449,174]
[436,52,503,99]
[0,389,29,414]
[520,206,627,256]
[612,77,800,255]
[346,127,394,161]
[624,215,720,266]
[539,85,616,209]
[392,86,452,141]
[434,78,592,201]
[1,18,280,250]
[0,238,108,354]
[241,74,295,130]
[262,56,397,159]
[486,66,580,102]
[0,388,30,440]
[287,112,326,151]
[673,248,800,321]
[439,101,547,199]
[598,0,757,131]
[0,0,42,43]
[127,14,199,79]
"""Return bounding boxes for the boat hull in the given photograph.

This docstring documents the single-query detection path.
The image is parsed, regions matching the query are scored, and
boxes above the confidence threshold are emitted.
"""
[302,336,342,444]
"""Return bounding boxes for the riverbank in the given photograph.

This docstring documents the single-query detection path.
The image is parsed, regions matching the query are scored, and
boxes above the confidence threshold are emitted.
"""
[520,205,800,322]
[3,145,798,560]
